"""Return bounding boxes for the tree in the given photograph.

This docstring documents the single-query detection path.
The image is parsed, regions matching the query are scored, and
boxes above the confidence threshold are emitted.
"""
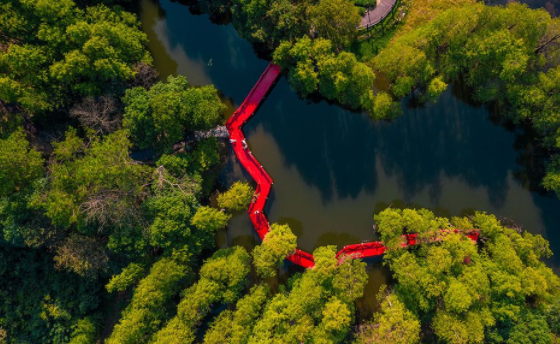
[252,223,297,278]
[507,313,553,344]
[53,233,109,276]
[426,77,448,100]
[217,181,254,212]
[314,297,353,342]
[374,208,560,343]
[250,245,367,344]
[187,138,221,174]
[0,2,150,114]
[204,285,269,344]
[130,62,159,89]
[273,36,375,111]
[367,91,401,120]
[0,129,43,197]
[0,246,102,343]
[123,76,225,150]
[106,263,145,293]
[309,0,361,49]
[68,318,97,344]
[106,258,188,344]
[356,292,420,344]
[34,129,151,231]
[144,166,208,261]
[318,51,375,109]
[191,206,231,234]
[230,0,310,46]
[152,247,251,343]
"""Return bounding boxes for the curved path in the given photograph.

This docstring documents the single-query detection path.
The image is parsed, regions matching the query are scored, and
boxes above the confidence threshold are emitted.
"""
[227,63,479,268]
[360,0,398,29]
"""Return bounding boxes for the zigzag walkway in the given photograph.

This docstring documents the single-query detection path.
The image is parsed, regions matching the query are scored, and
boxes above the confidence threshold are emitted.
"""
[226,63,479,268]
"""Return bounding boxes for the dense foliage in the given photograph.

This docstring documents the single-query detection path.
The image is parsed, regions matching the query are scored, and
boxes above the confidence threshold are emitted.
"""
[1,0,560,343]
[372,2,560,194]
[355,208,560,343]
[123,75,225,150]
[273,36,378,112]
[252,223,297,278]
[105,258,189,344]
[196,0,361,49]
[0,0,150,119]
[217,181,254,212]
[151,247,251,344]
[0,1,230,340]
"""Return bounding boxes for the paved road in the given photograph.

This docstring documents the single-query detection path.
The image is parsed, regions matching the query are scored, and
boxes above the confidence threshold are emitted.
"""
[360,0,398,28]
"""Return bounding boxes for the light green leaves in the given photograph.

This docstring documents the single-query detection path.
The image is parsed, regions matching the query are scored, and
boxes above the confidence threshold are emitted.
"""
[252,223,297,278]
[217,181,254,212]
[0,130,43,197]
[123,76,225,150]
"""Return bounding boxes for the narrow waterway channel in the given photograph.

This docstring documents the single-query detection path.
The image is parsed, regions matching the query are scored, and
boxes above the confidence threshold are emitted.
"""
[138,0,560,316]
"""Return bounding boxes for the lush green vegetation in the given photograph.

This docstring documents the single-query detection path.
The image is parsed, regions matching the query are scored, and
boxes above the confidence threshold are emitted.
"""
[252,223,297,278]
[356,208,560,343]
[196,0,361,49]
[123,75,225,151]
[0,0,150,121]
[1,0,560,343]
[217,181,254,212]
[0,1,233,342]
[370,1,560,195]
[196,0,560,199]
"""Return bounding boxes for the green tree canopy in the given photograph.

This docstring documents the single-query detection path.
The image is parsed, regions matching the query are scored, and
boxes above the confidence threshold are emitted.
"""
[217,181,254,212]
[34,129,151,231]
[374,208,560,343]
[0,1,150,115]
[309,0,361,49]
[152,247,251,344]
[203,285,269,344]
[123,76,225,150]
[106,258,189,344]
[274,36,375,110]
[227,0,361,48]
[250,246,367,343]
[356,292,421,344]
[0,129,43,197]
[252,223,297,278]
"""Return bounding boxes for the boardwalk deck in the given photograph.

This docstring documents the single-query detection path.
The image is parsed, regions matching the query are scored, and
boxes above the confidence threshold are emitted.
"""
[360,0,398,29]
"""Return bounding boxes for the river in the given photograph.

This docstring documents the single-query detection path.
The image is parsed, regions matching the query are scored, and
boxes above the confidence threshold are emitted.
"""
[137,0,560,316]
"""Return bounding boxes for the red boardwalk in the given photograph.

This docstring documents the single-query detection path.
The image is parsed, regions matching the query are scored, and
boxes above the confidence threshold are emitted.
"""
[227,63,479,269]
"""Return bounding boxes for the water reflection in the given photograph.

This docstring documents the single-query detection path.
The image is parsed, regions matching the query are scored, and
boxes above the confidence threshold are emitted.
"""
[138,0,267,102]
[243,78,560,265]
[139,0,560,273]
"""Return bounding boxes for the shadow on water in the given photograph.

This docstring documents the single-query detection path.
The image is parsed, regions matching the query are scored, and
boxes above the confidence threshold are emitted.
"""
[140,0,560,271]
[244,77,560,264]
[140,0,560,319]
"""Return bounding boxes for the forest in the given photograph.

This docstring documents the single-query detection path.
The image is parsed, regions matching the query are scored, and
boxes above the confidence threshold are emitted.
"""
[0,0,559,343]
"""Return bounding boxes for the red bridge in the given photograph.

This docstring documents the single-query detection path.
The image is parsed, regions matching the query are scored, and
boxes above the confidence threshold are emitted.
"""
[226,63,479,269]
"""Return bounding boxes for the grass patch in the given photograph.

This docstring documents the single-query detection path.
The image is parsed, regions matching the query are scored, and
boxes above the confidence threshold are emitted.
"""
[351,26,398,61]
